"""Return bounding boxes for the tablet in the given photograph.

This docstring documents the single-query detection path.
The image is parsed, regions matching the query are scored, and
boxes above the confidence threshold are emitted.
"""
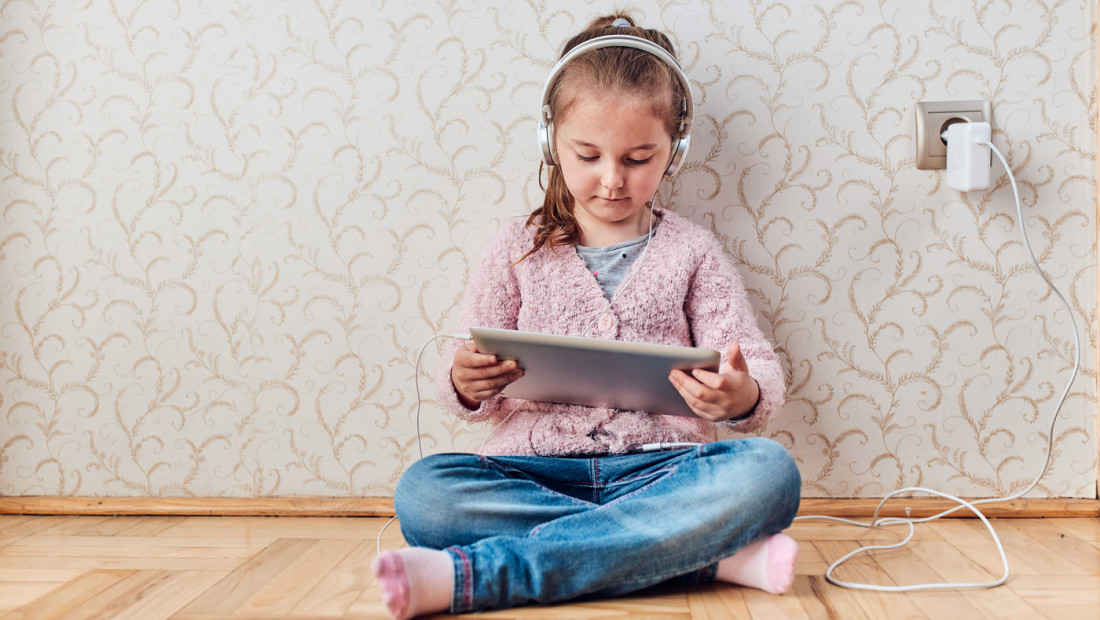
[469,326,720,417]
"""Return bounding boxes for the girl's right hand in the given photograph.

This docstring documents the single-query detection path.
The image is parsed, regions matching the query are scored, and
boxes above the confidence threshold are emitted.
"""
[451,342,525,409]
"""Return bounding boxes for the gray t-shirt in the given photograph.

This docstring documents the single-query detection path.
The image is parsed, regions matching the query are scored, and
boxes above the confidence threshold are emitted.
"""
[575,231,651,300]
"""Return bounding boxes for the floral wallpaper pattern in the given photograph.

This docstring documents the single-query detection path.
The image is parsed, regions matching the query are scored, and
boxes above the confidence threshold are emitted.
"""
[0,0,1096,498]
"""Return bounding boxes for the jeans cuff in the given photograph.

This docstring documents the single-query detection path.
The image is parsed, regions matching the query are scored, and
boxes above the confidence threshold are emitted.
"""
[447,546,474,613]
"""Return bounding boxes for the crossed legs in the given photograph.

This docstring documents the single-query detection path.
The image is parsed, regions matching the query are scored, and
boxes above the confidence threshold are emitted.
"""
[374,438,801,618]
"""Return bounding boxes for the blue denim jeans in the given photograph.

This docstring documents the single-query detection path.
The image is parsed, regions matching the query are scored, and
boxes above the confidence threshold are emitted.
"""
[393,437,801,613]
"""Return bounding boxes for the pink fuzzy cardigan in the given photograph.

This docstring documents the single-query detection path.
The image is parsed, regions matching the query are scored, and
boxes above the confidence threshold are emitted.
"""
[436,209,785,456]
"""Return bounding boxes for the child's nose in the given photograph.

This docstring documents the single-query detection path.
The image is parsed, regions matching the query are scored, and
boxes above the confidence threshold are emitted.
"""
[601,163,625,190]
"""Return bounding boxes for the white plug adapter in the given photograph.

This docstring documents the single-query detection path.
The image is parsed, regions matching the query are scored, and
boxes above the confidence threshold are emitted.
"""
[943,121,992,192]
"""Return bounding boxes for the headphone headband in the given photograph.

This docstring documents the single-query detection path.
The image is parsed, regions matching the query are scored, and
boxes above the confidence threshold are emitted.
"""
[537,34,694,176]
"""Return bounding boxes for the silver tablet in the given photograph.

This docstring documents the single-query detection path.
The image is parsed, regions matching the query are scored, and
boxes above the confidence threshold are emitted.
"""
[469,327,720,417]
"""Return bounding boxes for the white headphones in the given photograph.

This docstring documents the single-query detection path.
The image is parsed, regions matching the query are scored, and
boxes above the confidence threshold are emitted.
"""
[537,34,694,177]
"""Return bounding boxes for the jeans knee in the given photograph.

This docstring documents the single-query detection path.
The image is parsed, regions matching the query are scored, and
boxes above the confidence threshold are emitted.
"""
[720,437,801,519]
[752,438,801,516]
[751,437,799,485]
[393,454,461,546]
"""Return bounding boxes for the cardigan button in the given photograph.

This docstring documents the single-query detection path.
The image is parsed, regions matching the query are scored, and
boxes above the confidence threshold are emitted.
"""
[597,314,615,334]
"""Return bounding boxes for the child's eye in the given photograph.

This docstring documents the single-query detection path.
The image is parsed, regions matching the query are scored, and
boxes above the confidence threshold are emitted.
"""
[573,153,651,165]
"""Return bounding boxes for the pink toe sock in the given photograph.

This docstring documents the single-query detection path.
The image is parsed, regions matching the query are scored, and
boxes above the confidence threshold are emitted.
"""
[371,548,454,619]
[372,551,411,619]
[766,533,799,594]
[715,532,800,594]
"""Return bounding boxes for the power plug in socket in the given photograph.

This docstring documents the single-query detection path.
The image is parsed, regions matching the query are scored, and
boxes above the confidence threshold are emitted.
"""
[914,100,992,170]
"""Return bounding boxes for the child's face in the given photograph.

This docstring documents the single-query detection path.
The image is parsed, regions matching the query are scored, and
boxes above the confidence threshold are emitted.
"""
[555,92,673,245]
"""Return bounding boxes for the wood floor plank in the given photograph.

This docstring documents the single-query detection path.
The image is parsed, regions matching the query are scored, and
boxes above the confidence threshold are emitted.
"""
[160,516,393,536]
[907,535,1044,620]
[113,516,188,537]
[976,519,1092,576]
[0,569,86,582]
[75,516,152,536]
[789,575,849,620]
[8,535,273,550]
[583,584,690,615]
[34,517,112,536]
[1043,517,1100,542]
[904,538,1003,583]
[0,543,258,560]
[60,571,180,620]
[740,585,813,620]
[0,569,134,620]
[0,517,31,546]
[1011,575,1100,591]
[1016,605,1100,620]
[322,572,382,618]
[289,540,378,615]
[158,526,402,544]
[234,539,359,615]
[792,540,825,566]
[925,519,1037,576]
[65,570,228,620]
[864,541,993,619]
[792,536,834,577]
[0,583,72,613]
[0,557,249,571]
[685,582,751,619]
[812,540,928,619]
[458,590,694,619]
[173,537,318,615]
[0,516,80,540]
[999,519,1100,574]
[171,616,388,620]
[171,617,387,620]
[114,571,229,620]
[1012,577,1100,610]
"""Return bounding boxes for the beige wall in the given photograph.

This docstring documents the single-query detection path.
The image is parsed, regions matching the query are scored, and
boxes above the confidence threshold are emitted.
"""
[0,0,1095,498]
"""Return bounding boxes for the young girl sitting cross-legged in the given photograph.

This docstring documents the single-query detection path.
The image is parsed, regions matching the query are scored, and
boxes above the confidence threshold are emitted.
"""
[372,14,802,619]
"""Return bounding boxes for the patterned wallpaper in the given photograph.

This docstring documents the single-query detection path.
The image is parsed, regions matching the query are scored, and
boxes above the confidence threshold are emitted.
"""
[0,0,1096,499]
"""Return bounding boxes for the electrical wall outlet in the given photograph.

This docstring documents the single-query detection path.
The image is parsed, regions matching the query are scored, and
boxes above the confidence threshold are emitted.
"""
[914,100,992,170]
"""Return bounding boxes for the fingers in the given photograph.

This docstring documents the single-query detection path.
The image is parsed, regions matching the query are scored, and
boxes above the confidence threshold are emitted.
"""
[669,369,729,422]
[452,342,524,404]
[669,362,757,423]
[454,342,498,369]
[690,367,725,390]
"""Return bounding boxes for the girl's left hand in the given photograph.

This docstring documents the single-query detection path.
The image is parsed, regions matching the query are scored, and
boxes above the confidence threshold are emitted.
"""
[669,342,760,422]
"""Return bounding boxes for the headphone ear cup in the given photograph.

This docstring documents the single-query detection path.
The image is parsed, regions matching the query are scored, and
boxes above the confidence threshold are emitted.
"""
[664,135,691,176]
[538,120,556,166]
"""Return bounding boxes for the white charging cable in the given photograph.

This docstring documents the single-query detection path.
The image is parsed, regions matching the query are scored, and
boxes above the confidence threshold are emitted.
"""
[796,128,1081,591]
[377,330,535,555]
[638,441,703,452]
[377,332,469,555]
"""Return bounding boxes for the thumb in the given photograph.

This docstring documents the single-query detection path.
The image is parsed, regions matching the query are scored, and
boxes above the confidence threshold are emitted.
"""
[726,342,749,373]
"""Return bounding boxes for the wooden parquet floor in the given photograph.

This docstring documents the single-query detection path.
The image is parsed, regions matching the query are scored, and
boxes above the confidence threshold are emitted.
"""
[0,514,1096,619]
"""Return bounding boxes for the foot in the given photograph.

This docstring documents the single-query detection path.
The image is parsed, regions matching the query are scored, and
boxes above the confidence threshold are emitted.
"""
[715,533,799,594]
[372,547,455,619]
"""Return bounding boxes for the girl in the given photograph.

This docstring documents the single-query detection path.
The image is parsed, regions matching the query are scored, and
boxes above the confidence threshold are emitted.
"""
[372,15,801,619]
